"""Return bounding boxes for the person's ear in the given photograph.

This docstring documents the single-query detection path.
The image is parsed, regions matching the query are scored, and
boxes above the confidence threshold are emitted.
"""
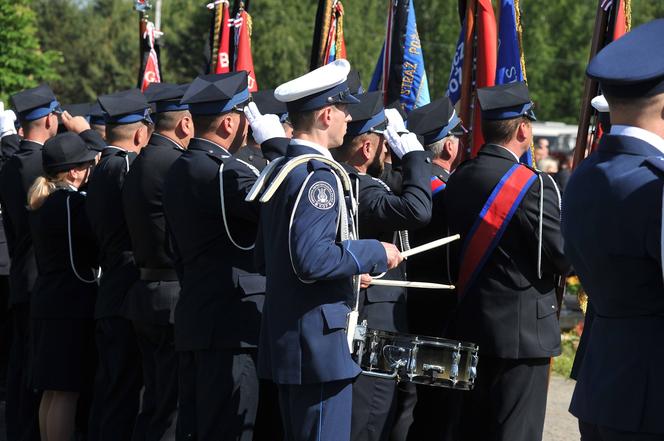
[361,138,373,161]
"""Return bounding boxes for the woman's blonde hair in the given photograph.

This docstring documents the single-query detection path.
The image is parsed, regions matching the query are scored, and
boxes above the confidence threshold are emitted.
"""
[27,172,69,210]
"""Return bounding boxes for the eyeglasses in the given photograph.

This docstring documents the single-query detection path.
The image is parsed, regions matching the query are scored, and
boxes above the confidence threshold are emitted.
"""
[333,104,350,116]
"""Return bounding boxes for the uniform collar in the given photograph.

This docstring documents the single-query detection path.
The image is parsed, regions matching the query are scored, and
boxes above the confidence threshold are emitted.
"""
[19,139,43,151]
[480,143,520,163]
[189,137,230,156]
[101,145,128,158]
[610,125,664,155]
[150,133,185,151]
[290,138,334,160]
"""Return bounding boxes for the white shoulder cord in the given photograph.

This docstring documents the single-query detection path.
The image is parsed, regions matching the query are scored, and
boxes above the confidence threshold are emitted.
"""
[288,171,316,284]
[537,174,544,279]
[218,159,260,251]
[66,195,101,284]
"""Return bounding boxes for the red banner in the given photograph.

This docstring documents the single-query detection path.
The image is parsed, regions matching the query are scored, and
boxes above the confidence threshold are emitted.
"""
[141,21,161,92]
[234,10,258,92]
[215,2,231,74]
[471,0,497,157]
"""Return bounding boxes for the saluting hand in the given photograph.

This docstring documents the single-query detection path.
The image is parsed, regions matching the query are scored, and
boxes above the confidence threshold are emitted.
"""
[0,105,17,138]
[384,126,424,159]
[381,242,404,270]
[61,111,91,134]
[243,101,285,145]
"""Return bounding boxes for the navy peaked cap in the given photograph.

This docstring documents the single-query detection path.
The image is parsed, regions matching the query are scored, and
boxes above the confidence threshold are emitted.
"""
[62,103,92,118]
[88,102,105,126]
[477,81,536,121]
[407,97,465,145]
[587,19,664,98]
[98,89,152,125]
[346,92,386,137]
[144,82,190,113]
[252,89,288,118]
[181,71,249,115]
[11,84,60,122]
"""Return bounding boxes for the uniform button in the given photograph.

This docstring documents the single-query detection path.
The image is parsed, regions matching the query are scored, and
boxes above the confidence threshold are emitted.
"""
[551,305,555,309]
[425,157,431,163]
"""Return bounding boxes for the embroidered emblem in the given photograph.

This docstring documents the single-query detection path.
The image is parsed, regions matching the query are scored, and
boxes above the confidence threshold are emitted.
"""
[308,181,336,210]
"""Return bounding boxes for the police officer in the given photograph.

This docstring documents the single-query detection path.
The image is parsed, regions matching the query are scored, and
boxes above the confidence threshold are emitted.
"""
[562,19,664,440]
[234,89,292,172]
[122,83,192,441]
[403,97,465,441]
[0,84,61,441]
[444,81,569,441]
[254,59,403,441]
[87,89,152,441]
[333,91,432,441]
[28,132,98,441]
[163,71,287,440]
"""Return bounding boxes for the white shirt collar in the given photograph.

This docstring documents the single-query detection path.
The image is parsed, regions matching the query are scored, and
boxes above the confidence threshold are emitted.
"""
[24,139,44,146]
[290,138,334,160]
[610,125,664,155]
[192,137,230,156]
[495,144,521,162]
[106,145,127,152]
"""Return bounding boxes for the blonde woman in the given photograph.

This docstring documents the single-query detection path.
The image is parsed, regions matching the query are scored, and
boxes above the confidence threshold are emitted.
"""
[28,132,98,441]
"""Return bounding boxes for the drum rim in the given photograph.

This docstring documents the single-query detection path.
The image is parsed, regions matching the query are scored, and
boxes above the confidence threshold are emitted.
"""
[364,327,479,350]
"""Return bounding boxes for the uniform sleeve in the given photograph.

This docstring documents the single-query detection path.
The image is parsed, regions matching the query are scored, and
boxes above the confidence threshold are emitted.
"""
[254,221,266,275]
[290,168,387,280]
[221,159,260,223]
[359,150,432,231]
[260,137,289,161]
[522,173,570,276]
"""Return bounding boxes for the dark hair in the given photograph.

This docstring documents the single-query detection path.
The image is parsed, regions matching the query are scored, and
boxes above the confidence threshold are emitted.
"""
[481,117,527,145]
[154,110,190,132]
[289,110,317,132]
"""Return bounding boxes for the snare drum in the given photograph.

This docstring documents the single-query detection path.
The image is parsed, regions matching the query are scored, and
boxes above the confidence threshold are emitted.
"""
[352,324,479,390]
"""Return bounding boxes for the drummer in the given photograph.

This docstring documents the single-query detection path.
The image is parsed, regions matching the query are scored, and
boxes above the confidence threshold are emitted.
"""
[443,81,569,441]
[333,91,432,441]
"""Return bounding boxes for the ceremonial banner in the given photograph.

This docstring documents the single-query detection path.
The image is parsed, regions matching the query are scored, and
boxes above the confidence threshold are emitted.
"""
[215,1,232,74]
[446,17,467,105]
[234,9,258,91]
[470,0,497,157]
[369,0,430,113]
[140,21,161,92]
[310,0,347,69]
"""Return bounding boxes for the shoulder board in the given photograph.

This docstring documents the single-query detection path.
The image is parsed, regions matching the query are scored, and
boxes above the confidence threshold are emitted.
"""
[306,158,332,173]
[205,150,230,164]
[369,176,392,192]
[233,157,260,176]
[642,156,664,177]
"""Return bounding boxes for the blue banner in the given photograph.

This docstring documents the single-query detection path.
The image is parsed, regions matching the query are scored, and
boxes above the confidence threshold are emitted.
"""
[368,0,429,113]
[445,19,466,105]
[400,0,430,112]
[496,0,523,85]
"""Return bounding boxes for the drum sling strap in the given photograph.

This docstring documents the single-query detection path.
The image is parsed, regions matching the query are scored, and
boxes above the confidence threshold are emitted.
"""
[456,163,537,300]
[431,176,446,196]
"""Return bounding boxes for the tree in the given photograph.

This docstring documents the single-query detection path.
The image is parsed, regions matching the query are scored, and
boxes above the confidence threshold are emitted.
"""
[0,0,61,104]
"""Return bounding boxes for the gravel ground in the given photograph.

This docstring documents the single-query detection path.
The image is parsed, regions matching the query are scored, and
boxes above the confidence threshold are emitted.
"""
[544,375,580,441]
[0,374,579,441]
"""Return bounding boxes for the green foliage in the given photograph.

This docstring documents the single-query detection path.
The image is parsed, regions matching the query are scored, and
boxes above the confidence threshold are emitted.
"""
[4,0,663,122]
[551,330,579,378]
[0,0,61,104]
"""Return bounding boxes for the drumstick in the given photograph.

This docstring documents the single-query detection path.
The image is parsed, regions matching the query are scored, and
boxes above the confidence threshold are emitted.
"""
[400,234,461,259]
[369,279,455,290]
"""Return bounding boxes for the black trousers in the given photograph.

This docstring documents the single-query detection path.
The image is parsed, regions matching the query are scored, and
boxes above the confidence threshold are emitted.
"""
[407,385,460,441]
[176,348,259,441]
[88,317,143,441]
[254,379,284,441]
[454,357,550,441]
[5,302,40,441]
[350,374,398,441]
[132,321,178,441]
[580,421,664,441]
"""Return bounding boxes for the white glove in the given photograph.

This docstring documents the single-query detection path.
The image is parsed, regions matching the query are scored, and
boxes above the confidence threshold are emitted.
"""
[384,108,407,133]
[0,104,17,139]
[243,101,285,145]
[385,126,424,159]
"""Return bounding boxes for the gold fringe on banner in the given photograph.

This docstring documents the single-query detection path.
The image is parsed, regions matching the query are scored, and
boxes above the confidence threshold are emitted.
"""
[211,1,224,72]
[514,0,535,167]
[318,0,333,66]
[335,1,344,58]
[624,0,632,32]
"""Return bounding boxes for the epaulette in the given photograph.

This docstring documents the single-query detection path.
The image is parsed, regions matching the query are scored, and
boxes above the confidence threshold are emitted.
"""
[642,156,664,177]
[306,157,332,173]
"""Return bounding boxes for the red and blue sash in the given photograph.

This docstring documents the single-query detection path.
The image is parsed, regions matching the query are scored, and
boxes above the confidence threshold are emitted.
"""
[456,163,537,299]
[431,176,446,196]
